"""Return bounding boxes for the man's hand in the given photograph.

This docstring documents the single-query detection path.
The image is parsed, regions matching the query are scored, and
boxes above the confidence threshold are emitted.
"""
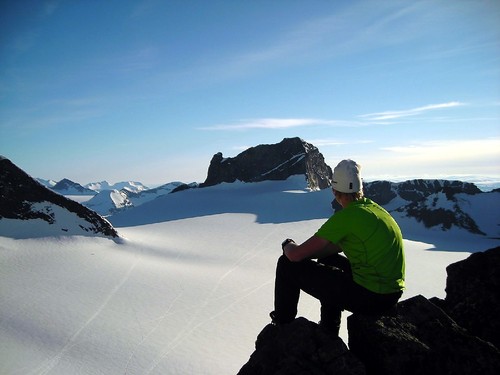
[281,238,295,251]
[283,235,332,262]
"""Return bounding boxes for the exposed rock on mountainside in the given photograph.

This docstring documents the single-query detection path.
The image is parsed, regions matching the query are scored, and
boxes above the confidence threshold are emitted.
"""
[362,179,494,235]
[364,179,481,205]
[201,137,333,190]
[239,247,500,374]
[400,190,485,234]
[0,157,118,239]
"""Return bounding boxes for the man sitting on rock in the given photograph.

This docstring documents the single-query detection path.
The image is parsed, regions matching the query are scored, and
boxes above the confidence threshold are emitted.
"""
[270,159,405,336]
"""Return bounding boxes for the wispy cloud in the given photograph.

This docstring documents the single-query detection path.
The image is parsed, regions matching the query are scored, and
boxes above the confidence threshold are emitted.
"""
[359,102,465,121]
[199,118,343,131]
[200,101,466,131]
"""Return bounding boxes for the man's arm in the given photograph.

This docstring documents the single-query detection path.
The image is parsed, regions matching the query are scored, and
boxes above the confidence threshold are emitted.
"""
[283,235,340,262]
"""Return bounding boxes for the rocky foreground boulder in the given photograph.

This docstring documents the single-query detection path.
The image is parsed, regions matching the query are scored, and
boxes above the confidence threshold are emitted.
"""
[201,137,333,190]
[432,246,500,348]
[238,317,366,375]
[238,247,500,374]
[348,295,499,375]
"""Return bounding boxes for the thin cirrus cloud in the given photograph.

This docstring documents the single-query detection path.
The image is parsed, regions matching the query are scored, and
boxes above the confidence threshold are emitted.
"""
[200,102,464,131]
[199,118,342,131]
[359,101,465,121]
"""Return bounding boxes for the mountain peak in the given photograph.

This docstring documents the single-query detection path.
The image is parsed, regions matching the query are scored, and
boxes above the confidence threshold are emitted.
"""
[0,157,118,239]
[52,178,96,195]
[201,137,333,190]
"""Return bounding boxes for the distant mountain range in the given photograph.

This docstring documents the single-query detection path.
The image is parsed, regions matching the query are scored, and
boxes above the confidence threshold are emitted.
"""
[1,137,499,240]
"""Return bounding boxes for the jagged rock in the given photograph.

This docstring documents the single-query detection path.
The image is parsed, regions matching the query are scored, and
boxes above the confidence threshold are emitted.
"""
[361,179,487,235]
[432,247,500,348]
[0,156,118,238]
[238,317,366,375]
[363,179,481,205]
[347,295,500,375]
[401,192,485,234]
[201,137,333,190]
[363,181,397,205]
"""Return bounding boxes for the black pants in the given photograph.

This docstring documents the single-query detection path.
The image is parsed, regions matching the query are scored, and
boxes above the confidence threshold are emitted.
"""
[273,254,402,330]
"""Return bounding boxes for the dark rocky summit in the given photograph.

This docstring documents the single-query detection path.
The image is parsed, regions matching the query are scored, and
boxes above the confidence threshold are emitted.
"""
[238,247,500,375]
[0,156,118,238]
[201,137,333,190]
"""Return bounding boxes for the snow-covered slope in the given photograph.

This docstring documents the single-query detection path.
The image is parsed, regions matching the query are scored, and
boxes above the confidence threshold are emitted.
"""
[0,158,117,239]
[1,177,498,375]
[85,180,149,193]
[36,178,58,188]
[51,178,97,195]
[84,182,189,216]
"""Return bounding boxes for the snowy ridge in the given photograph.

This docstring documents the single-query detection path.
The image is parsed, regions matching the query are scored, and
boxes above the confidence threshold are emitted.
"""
[84,182,188,216]
[85,180,149,193]
[51,178,96,196]
[0,157,118,239]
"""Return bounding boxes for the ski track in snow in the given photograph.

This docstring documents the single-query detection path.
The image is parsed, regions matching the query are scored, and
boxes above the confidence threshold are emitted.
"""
[123,292,184,375]
[26,254,141,375]
[0,252,95,331]
[144,225,278,374]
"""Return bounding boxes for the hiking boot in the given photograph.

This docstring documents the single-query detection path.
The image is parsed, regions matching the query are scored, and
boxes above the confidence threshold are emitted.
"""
[318,320,340,337]
[269,311,293,326]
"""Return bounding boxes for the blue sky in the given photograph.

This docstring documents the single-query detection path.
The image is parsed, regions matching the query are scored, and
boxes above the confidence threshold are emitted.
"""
[1,0,499,186]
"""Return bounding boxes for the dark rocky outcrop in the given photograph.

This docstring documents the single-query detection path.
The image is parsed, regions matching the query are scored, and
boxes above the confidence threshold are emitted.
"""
[0,156,118,238]
[432,246,500,348]
[348,295,499,375]
[239,247,500,374]
[201,137,333,190]
[238,317,366,375]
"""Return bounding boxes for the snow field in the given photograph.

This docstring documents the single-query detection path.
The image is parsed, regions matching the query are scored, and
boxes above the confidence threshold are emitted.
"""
[1,211,490,375]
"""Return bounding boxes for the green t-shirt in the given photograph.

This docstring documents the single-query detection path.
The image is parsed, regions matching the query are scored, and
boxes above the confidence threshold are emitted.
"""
[315,198,405,294]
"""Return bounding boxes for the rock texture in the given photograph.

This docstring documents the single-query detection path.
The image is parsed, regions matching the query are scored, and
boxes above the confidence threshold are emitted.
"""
[364,179,481,205]
[237,317,366,375]
[239,247,500,374]
[361,179,491,235]
[432,246,500,348]
[348,295,499,375]
[201,137,333,190]
[0,156,118,238]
